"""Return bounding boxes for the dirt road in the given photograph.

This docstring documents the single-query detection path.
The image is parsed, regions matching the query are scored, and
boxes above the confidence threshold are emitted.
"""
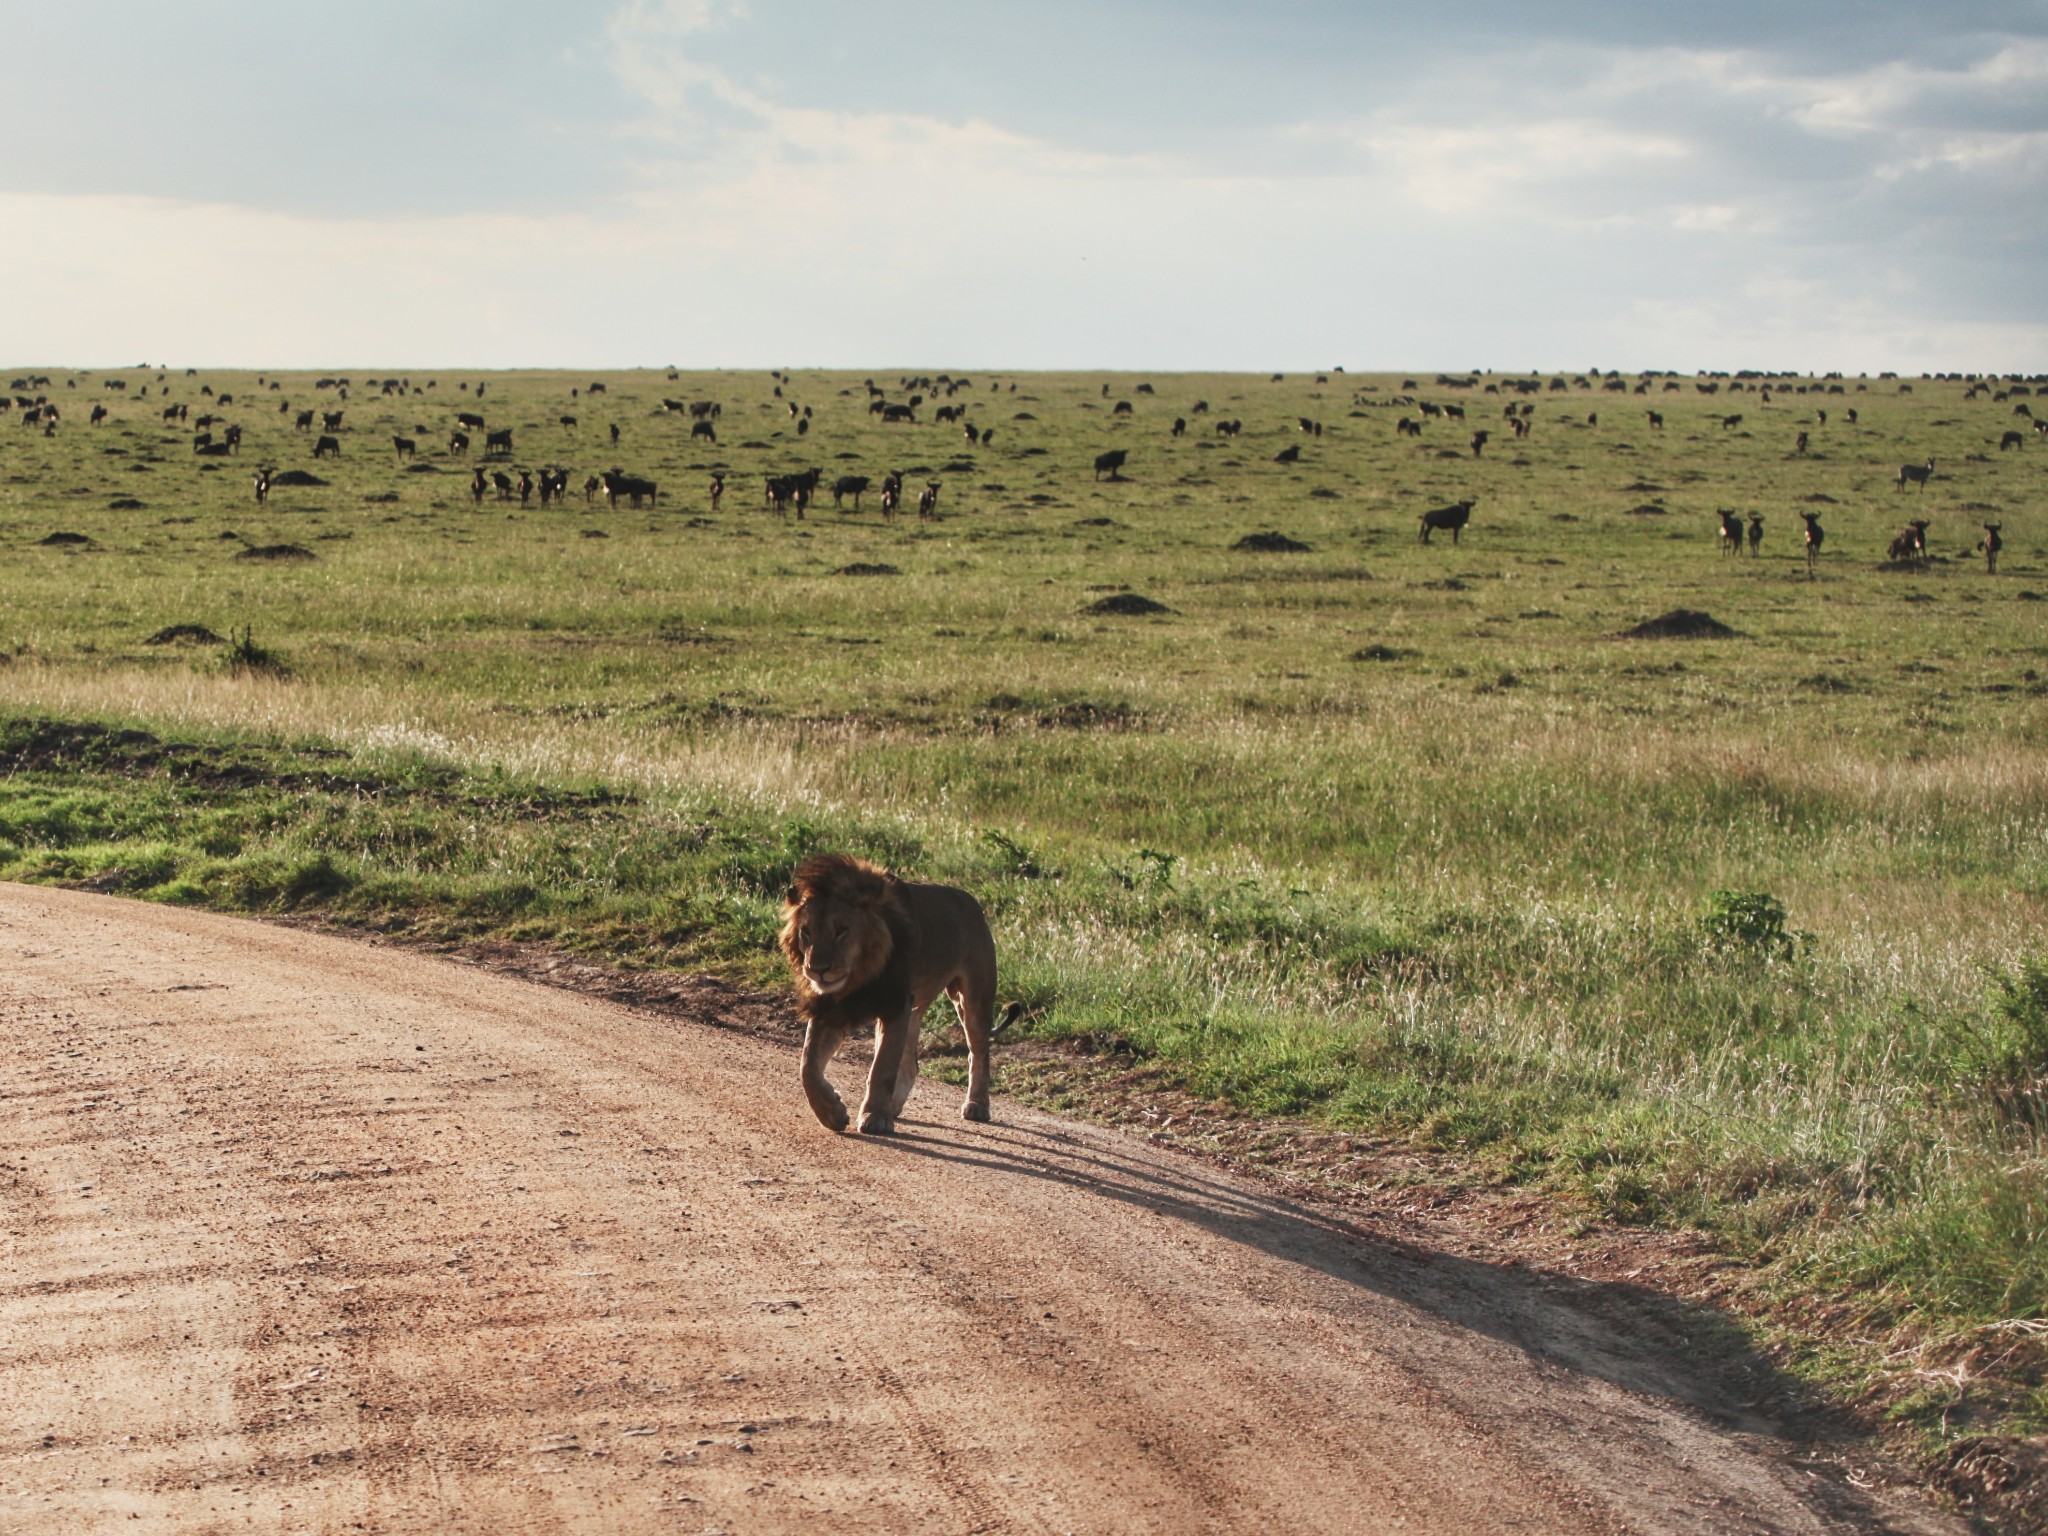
[1,885,1957,1534]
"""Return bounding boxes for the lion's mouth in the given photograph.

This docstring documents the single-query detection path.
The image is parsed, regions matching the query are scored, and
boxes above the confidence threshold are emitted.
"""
[804,966,850,995]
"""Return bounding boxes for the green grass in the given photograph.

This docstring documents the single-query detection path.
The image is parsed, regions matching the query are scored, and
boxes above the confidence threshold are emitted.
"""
[2,361,2045,1441]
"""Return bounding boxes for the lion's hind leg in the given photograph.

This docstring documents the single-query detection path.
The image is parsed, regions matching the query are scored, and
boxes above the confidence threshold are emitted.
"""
[954,984,999,1123]
[801,1020,852,1133]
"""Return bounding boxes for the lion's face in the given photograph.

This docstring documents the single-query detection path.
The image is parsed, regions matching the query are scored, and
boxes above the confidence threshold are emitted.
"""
[781,894,889,998]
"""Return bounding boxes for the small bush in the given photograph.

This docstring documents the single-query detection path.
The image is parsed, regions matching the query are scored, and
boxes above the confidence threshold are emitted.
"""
[1700,889,1801,958]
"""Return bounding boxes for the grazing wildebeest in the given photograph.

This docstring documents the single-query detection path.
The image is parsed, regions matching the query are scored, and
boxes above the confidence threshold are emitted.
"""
[456,411,486,432]
[2001,431,2026,451]
[832,475,871,510]
[1093,448,1129,481]
[1418,499,1475,544]
[89,403,107,426]
[294,409,314,431]
[1396,417,1422,438]
[1272,445,1300,464]
[1721,414,1743,429]
[1982,523,2003,574]
[918,481,941,521]
[491,470,514,499]
[1171,417,1186,438]
[1747,514,1763,557]
[393,436,416,458]
[1646,411,1663,428]
[604,470,658,509]
[1112,401,1133,416]
[708,473,723,511]
[518,470,534,505]
[1846,408,1859,424]
[485,429,514,457]
[881,403,916,424]
[253,469,271,505]
[322,410,344,431]
[472,468,488,505]
[1470,431,1488,457]
[691,419,716,442]
[313,434,341,458]
[165,405,185,424]
[449,430,470,456]
[1215,419,1242,437]
[1718,509,1744,557]
[1801,511,1825,577]
[1816,409,1827,426]
[1895,457,1935,491]
[1888,520,1930,561]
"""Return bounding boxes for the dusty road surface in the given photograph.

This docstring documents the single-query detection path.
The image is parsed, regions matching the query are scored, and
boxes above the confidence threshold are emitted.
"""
[1,884,1957,1535]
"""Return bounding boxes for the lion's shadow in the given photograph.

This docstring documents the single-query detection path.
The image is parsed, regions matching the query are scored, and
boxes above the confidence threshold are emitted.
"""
[875,1110,1899,1528]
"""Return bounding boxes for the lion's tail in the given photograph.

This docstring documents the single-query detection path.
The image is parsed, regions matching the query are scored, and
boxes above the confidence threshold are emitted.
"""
[993,1001,1025,1037]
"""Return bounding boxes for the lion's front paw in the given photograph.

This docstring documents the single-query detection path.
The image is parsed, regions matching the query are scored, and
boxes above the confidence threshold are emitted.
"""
[961,1099,991,1124]
[814,1101,851,1134]
[857,1112,896,1136]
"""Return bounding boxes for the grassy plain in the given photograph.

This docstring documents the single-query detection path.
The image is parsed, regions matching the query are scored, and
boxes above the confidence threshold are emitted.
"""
[1,361,2044,1446]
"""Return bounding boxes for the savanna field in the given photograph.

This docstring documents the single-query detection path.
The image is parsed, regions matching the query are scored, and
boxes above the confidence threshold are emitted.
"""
[2,362,2044,1445]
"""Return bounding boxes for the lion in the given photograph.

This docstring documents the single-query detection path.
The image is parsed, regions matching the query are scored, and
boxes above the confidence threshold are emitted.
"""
[779,853,1021,1135]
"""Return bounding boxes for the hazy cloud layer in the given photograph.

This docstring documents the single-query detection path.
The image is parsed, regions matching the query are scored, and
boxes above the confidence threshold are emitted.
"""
[2,1,2041,369]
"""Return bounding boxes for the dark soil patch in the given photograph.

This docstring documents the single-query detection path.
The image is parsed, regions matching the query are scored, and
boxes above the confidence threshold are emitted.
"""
[269,470,328,487]
[1799,493,1839,504]
[363,491,399,504]
[1799,673,1858,693]
[1232,531,1312,553]
[1351,644,1418,661]
[1083,593,1173,617]
[144,624,224,646]
[37,531,92,546]
[1619,609,1742,640]
[1038,700,1136,730]
[107,497,146,510]
[1074,516,1115,527]
[835,563,900,576]
[233,543,316,562]
[1620,481,1666,493]
[1625,503,1668,516]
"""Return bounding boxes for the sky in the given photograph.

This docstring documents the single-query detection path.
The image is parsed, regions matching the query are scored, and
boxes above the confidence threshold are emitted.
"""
[4,0,2044,372]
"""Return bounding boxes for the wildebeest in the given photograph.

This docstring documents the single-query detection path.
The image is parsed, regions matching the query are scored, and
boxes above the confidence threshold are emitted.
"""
[2001,431,2026,451]
[691,419,716,442]
[1418,499,1475,544]
[253,469,271,505]
[1801,511,1825,577]
[1795,431,1809,454]
[313,434,342,458]
[1895,457,1935,491]
[832,474,871,510]
[456,411,486,431]
[1396,417,1422,437]
[559,415,577,430]
[322,410,344,432]
[1646,411,1663,428]
[1272,445,1300,464]
[1093,448,1128,481]
[294,409,314,431]
[449,430,470,456]
[89,404,107,426]
[1721,414,1744,430]
[1982,523,2003,574]
[1888,520,1930,561]
[1171,417,1186,438]
[393,436,416,458]
[918,481,940,521]
[708,473,723,510]
[472,468,488,504]
[1112,401,1133,416]
[880,403,916,424]
[491,470,514,499]
[485,429,514,458]
[604,470,658,508]
[609,423,620,447]
[1718,509,1744,557]
[1214,418,1242,437]
[1470,431,1489,457]
[1747,514,1763,557]
[518,470,534,505]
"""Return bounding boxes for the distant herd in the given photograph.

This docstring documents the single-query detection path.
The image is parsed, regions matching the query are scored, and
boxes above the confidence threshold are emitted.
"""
[14,363,2039,575]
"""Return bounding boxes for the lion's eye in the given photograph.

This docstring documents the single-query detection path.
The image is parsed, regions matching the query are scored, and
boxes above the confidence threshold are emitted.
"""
[832,924,849,939]
[798,927,811,944]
